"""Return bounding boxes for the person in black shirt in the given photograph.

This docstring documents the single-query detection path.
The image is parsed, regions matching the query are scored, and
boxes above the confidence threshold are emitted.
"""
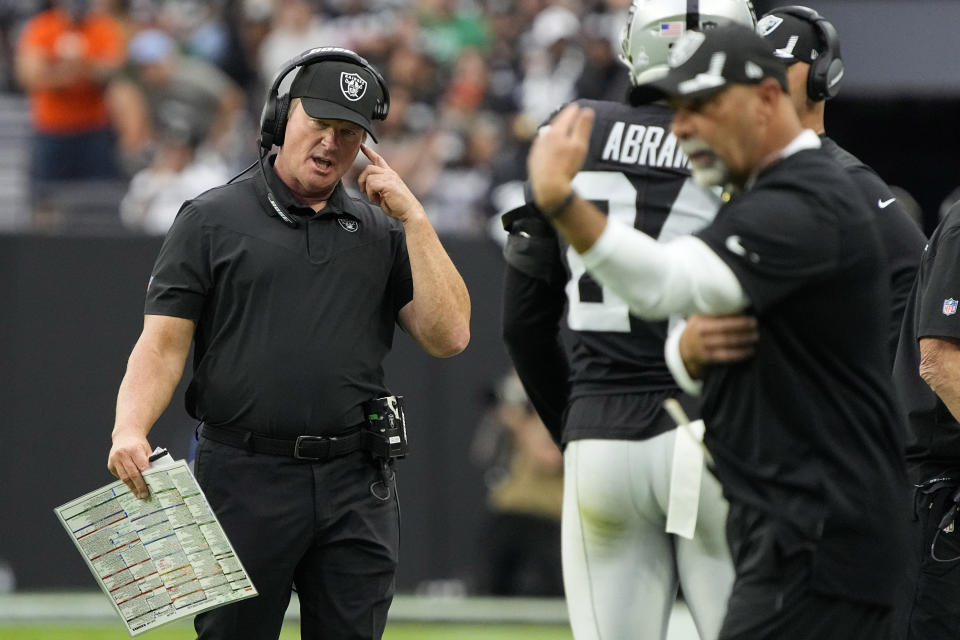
[526,24,909,639]
[892,201,960,639]
[760,5,925,360]
[502,3,757,638]
[668,6,925,387]
[107,48,470,640]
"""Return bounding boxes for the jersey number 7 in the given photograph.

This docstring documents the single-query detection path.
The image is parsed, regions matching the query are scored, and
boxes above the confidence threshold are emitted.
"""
[564,171,721,333]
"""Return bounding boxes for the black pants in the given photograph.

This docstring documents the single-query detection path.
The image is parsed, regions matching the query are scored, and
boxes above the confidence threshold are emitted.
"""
[193,437,399,640]
[719,503,893,640]
[898,478,960,639]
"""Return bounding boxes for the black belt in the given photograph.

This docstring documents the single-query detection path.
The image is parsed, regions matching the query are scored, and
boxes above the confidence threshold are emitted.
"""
[200,424,365,461]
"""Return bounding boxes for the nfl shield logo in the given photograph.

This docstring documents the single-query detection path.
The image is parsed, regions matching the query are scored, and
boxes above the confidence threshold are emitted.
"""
[340,72,367,102]
[944,298,958,316]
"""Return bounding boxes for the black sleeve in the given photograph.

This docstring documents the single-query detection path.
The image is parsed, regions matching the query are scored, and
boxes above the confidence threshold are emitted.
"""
[500,204,570,444]
[846,166,927,363]
[388,220,414,317]
[502,264,569,444]
[918,225,960,342]
[144,202,211,319]
[879,204,926,364]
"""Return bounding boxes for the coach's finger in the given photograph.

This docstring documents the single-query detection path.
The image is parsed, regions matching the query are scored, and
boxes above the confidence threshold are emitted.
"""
[360,144,389,169]
[118,457,150,499]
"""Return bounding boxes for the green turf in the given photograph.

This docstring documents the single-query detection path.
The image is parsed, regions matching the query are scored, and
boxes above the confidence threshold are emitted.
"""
[0,622,574,639]
[386,623,573,639]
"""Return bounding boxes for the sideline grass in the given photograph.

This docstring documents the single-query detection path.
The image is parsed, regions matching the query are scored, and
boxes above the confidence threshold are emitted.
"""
[0,622,574,639]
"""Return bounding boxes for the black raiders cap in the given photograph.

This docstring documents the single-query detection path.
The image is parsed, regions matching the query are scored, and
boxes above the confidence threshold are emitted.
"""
[629,23,788,106]
[290,60,383,142]
[756,9,824,65]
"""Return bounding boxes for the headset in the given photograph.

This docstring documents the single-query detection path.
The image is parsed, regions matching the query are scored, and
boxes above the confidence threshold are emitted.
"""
[769,5,844,101]
[252,47,390,227]
[258,46,390,152]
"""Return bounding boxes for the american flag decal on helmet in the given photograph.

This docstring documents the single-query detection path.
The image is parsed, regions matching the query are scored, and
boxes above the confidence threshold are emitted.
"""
[660,22,684,37]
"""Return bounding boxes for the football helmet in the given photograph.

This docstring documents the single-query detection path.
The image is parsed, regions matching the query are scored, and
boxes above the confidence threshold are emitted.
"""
[620,0,757,86]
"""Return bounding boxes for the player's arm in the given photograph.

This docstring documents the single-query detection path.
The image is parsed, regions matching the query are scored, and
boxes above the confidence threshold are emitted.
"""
[527,104,748,320]
[109,314,195,499]
[919,336,960,423]
[501,205,570,444]
[359,144,471,358]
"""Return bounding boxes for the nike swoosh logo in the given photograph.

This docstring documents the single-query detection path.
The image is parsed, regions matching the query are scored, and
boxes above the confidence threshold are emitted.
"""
[725,234,760,263]
[878,198,897,209]
[725,234,747,256]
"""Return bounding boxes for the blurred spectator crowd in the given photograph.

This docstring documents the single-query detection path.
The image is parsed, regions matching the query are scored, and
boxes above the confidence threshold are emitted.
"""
[0,0,635,236]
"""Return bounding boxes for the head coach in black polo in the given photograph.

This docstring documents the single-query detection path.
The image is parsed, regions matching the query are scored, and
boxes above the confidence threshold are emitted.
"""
[106,47,470,639]
[525,24,910,639]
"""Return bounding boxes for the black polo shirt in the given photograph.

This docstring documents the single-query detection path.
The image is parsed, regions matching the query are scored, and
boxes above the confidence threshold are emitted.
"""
[893,203,960,480]
[695,147,909,606]
[144,158,413,437]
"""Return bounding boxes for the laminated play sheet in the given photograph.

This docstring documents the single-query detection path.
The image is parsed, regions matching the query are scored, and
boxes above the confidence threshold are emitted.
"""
[54,454,257,636]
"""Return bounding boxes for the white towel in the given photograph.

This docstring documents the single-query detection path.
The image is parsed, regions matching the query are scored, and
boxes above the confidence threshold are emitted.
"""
[666,420,706,540]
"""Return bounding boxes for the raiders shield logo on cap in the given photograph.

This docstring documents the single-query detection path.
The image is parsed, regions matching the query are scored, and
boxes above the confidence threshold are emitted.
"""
[340,72,367,102]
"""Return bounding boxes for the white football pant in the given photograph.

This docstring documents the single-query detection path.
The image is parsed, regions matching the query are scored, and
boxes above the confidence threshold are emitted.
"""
[562,434,733,640]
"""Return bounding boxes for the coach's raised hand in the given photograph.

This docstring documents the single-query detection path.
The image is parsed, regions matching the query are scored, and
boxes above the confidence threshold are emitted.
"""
[358,143,423,224]
[526,104,610,255]
[527,103,594,215]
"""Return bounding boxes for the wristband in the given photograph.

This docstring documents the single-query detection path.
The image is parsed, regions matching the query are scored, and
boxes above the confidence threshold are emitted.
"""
[536,190,577,219]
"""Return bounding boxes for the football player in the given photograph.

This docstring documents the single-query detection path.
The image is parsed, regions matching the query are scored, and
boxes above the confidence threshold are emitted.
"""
[501,2,757,638]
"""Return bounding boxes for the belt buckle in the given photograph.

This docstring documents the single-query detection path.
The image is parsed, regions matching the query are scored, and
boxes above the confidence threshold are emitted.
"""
[294,435,331,460]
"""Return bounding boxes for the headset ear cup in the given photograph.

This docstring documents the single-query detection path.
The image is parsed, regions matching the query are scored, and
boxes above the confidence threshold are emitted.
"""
[823,58,844,99]
[373,82,389,120]
[259,93,278,150]
[272,94,290,147]
[806,46,840,101]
